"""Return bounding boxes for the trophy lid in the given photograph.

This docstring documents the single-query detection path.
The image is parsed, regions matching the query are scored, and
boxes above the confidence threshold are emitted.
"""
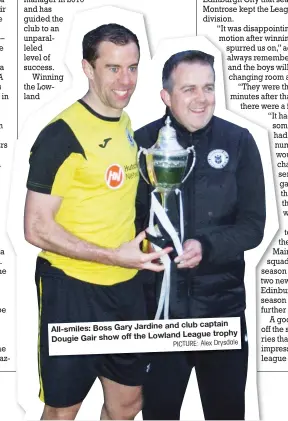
[152,116,184,151]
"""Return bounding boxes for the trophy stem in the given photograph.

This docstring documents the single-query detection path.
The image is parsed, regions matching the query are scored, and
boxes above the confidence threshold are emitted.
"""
[161,191,170,213]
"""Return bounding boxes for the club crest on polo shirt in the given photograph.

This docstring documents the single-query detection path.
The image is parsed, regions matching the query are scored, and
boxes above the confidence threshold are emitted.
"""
[207,149,229,169]
[105,164,125,189]
[126,129,135,147]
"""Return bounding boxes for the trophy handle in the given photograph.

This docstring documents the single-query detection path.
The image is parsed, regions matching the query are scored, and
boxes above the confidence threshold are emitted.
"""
[137,147,150,185]
[181,146,196,184]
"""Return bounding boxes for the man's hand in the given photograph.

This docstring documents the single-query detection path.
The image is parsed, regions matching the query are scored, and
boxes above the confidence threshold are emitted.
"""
[113,231,173,272]
[24,191,171,270]
[24,191,172,270]
[174,239,202,269]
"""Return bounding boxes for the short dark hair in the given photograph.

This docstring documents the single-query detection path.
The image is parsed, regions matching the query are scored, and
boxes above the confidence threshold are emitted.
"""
[162,50,215,92]
[82,23,140,66]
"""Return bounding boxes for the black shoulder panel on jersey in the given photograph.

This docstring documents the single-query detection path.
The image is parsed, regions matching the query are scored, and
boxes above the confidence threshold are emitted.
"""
[27,119,86,194]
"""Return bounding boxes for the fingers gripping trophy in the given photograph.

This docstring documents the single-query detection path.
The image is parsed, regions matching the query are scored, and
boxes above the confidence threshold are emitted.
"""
[138,117,196,319]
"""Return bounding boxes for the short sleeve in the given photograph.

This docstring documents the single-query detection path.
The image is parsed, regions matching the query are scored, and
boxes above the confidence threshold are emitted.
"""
[27,119,86,196]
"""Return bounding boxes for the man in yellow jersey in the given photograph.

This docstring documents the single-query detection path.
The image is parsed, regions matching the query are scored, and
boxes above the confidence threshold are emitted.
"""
[24,24,170,421]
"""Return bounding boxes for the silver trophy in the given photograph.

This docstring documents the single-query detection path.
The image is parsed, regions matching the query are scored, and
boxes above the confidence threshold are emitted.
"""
[137,116,196,320]
[138,116,196,221]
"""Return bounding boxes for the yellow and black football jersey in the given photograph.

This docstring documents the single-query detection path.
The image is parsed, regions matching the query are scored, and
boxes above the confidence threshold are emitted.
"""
[27,100,139,285]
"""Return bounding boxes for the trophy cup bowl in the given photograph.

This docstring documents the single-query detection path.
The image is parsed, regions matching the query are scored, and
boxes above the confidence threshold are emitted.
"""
[137,116,195,200]
[138,145,195,214]
[146,149,190,193]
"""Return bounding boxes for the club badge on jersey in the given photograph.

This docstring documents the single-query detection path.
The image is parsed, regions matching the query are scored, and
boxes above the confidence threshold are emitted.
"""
[126,129,135,147]
[207,149,229,169]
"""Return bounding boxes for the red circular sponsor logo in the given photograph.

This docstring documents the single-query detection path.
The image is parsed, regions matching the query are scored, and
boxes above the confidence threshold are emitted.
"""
[105,164,125,189]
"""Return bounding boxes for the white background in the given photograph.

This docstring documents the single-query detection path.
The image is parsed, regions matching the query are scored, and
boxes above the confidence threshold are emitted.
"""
[0,1,284,420]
